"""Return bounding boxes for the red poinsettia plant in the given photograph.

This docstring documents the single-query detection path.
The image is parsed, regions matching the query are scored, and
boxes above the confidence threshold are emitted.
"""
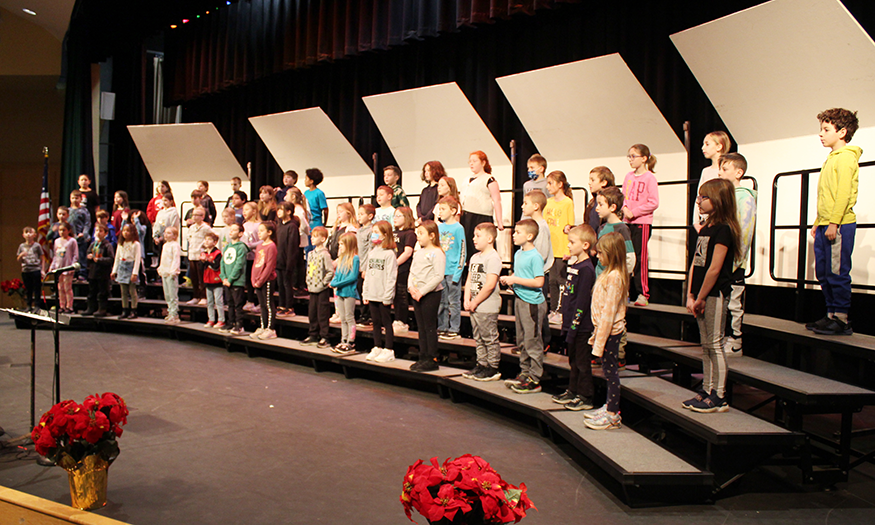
[401,455,536,524]
[31,393,129,466]
[1,278,25,298]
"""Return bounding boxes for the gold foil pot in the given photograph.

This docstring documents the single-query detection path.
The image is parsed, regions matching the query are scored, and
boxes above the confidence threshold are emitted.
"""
[62,454,110,510]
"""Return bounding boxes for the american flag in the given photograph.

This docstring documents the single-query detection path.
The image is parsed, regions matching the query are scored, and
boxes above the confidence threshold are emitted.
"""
[37,149,52,263]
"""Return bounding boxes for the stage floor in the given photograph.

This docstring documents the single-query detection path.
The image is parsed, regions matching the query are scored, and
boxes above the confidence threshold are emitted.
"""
[1,314,875,524]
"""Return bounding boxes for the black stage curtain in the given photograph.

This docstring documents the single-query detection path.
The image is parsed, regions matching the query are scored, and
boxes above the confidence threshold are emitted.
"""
[165,0,576,102]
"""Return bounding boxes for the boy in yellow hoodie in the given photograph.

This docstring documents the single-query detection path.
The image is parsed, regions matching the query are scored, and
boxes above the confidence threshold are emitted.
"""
[807,108,861,336]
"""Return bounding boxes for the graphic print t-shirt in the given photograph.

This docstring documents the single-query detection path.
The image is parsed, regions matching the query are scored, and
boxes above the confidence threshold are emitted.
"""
[691,222,734,298]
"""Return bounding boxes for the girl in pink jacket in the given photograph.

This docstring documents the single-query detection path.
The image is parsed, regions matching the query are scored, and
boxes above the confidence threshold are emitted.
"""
[621,143,659,306]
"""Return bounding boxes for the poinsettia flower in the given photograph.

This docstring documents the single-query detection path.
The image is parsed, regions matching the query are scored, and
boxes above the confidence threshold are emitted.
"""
[79,411,110,444]
[423,484,472,523]
[48,400,82,437]
[31,423,58,456]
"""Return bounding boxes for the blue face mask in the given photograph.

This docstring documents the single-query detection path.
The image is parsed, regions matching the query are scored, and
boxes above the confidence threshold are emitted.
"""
[527,170,538,180]
[370,233,382,244]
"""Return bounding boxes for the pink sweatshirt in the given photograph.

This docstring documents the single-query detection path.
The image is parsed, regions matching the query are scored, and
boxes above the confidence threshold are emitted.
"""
[622,170,659,225]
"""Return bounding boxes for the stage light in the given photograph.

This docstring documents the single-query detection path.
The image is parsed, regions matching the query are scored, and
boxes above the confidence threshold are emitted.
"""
[22,8,36,15]
[182,19,189,23]
[170,24,177,29]
[196,15,200,18]
[226,1,231,5]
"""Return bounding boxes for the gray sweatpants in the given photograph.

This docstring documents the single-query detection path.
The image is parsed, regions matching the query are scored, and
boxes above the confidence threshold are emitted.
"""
[697,293,729,397]
[515,297,547,382]
[336,296,357,343]
[471,311,501,369]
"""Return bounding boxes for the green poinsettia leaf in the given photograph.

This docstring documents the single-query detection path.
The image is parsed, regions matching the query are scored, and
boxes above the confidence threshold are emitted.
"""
[503,488,521,503]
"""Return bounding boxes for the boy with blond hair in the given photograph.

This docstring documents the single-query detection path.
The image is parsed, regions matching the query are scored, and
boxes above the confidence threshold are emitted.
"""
[462,222,503,382]
[718,153,757,355]
[523,154,549,197]
[500,219,547,394]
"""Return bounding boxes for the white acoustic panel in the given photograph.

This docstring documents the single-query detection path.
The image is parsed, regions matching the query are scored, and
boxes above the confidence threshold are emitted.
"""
[671,0,875,144]
[496,55,689,278]
[128,123,247,183]
[249,107,374,201]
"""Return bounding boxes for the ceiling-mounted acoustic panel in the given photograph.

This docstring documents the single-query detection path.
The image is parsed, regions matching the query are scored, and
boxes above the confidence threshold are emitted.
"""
[128,123,247,183]
[671,0,875,144]
[249,107,374,200]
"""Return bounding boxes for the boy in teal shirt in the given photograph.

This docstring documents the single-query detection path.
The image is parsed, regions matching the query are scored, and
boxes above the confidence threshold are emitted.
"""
[500,219,546,394]
[437,197,466,340]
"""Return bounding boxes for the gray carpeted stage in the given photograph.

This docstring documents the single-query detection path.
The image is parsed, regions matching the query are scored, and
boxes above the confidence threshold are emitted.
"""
[2,315,875,524]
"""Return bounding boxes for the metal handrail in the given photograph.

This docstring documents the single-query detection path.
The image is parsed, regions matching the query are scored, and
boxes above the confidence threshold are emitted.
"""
[769,160,875,321]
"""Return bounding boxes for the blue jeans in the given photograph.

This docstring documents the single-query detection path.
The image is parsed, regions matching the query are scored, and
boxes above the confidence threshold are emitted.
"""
[438,276,461,333]
[206,285,225,323]
[814,224,855,314]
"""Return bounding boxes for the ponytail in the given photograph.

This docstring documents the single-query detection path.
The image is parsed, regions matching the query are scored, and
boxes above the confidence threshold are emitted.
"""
[631,144,657,173]
[547,171,574,201]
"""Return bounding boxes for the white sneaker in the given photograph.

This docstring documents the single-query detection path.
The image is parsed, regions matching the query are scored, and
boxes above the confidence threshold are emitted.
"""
[258,329,277,340]
[243,302,255,312]
[548,311,562,325]
[633,294,649,306]
[374,347,396,363]
[198,298,208,306]
[393,321,409,332]
[366,347,382,361]
[250,327,266,339]
[329,314,341,324]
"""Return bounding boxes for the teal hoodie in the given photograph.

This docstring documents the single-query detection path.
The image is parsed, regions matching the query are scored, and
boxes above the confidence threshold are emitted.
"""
[221,240,249,287]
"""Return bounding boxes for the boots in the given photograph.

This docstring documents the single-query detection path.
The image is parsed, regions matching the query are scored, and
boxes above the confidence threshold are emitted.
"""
[119,308,130,319]
[93,298,108,317]
[82,298,96,316]
[128,308,138,319]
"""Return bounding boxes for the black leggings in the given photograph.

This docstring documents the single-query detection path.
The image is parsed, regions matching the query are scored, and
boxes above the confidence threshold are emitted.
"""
[255,281,276,330]
[369,302,394,350]
[413,290,441,362]
[394,268,410,325]
[277,268,294,309]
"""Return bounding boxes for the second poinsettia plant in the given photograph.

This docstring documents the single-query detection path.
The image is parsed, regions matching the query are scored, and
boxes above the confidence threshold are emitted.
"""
[401,454,535,524]
[31,392,129,467]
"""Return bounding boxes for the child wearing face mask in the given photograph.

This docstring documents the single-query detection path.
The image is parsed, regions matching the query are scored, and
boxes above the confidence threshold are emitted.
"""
[523,153,549,199]
[362,220,398,363]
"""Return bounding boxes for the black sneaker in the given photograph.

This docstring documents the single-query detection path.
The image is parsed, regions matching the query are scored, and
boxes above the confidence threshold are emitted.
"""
[591,357,602,368]
[411,360,439,372]
[473,367,502,382]
[511,377,541,394]
[317,338,330,348]
[301,336,319,346]
[565,396,595,411]
[617,358,626,370]
[682,389,710,410]
[552,390,576,404]
[813,318,853,336]
[463,364,484,379]
[805,315,831,331]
